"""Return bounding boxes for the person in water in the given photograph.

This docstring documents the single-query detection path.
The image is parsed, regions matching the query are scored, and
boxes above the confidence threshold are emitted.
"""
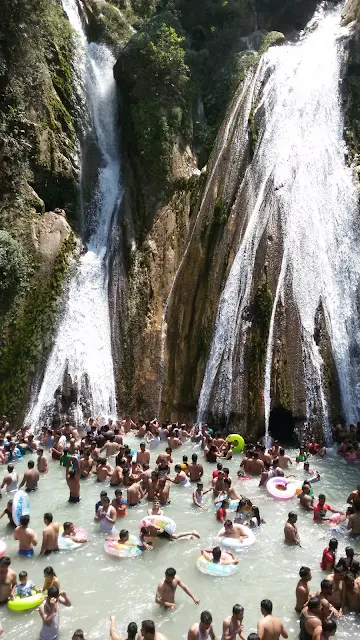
[312,620,337,640]
[188,610,215,640]
[221,604,245,640]
[0,499,15,527]
[40,513,60,556]
[110,617,138,640]
[296,567,312,613]
[216,499,229,523]
[284,512,301,546]
[66,457,81,503]
[200,546,238,566]
[43,566,60,593]
[192,482,212,511]
[95,497,117,534]
[299,597,322,640]
[321,539,338,571]
[39,585,71,640]
[155,567,200,610]
[14,514,38,557]
[62,522,87,543]
[313,495,343,522]
[11,570,38,599]
[257,599,288,640]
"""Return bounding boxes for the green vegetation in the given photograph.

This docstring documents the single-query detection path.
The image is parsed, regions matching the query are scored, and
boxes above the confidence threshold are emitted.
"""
[247,283,273,425]
[0,231,31,308]
[259,30,285,55]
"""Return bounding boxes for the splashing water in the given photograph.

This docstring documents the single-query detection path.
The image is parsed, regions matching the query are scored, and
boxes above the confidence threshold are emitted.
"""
[198,5,360,431]
[26,0,121,427]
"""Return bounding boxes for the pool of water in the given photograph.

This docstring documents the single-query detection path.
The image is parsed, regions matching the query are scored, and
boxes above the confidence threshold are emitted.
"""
[1,438,360,639]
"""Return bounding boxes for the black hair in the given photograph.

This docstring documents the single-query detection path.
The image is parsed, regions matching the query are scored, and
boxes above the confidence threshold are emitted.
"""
[212,547,221,561]
[260,599,272,614]
[320,579,332,592]
[299,566,311,578]
[20,514,30,526]
[44,513,53,523]
[48,586,59,598]
[345,546,354,558]
[247,635,260,640]
[44,566,56,576]
[322,620,336,634]
[127,622,138,639]
[328,538,338,551]
[200,611,212,624]
[19,571,28,580]
[308,597,320,610]
[119,529,129,540]
[142,620,155,634]
[165,567,176,577]
[28,460,35,468]
[233,604,244,616]
[72,631,85,639]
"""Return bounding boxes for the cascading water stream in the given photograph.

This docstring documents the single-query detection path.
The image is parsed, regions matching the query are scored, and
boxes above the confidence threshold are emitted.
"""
[198,4,360,430]
[26,0,121,427]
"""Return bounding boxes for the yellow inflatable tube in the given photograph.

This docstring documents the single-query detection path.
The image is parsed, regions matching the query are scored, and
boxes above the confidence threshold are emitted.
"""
[226,434,245,452]
[8,591,45,611]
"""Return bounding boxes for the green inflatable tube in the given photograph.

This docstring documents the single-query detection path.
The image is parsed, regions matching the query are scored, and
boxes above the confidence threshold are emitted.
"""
[8,591,45,611]
[226,434,245,452]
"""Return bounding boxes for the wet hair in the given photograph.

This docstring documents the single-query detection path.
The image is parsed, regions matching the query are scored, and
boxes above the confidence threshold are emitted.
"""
[288,511,297,521]
[212,546,221,561]
[233,604,244,616]
[20,514,30,526]
[100,491,107,498]
[44,512,53,523]
[216,462,223,470]
[247,635,260,640]
[351,560,360,576]
[192,453,198,462]
[320,579,333,592]
[260,599,273,614]
[0,556,11,566]
[102,497,110,504]
[38,447,44,454]
[140,442,145,448]
[165,567,176,577]
[44,566,56,576]
[308,597,320,610]
[279,448,285,456]
[328,538,338,551]
[224,519,233,527]
[19,571,28,580]
[337,557,347,570]
[322,620,336,634]
[142,620,155,634]
[237,499,246,511]
[119,529,129,540]
[63,522,73,532]
[174,464,181,472]
[345,546,354,558]
[182,455,188,463]
[319,494,326,501]
[7,464,14,472]
[115,489,123,496]
[140,526,150,536]
[224,478,231,486]
[28,460,35,468]
[127,622,138,639]
[299,566,311,578]
[200,611,212,624]
[334,564,345,575]
[223,467,230,475]
[47,586,59,598]
[252,506,261,526]
[72,631,85,639]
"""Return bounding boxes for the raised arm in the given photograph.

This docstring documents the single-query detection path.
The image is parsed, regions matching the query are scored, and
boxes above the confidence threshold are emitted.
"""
[110,616,123,640]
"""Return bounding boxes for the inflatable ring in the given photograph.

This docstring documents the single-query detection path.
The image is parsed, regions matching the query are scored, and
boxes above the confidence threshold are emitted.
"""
[12,490,30,526]
[266,477,296,500]
[226,434,244,453]
[104,534,142,558]
[140,515,176,535]
[217,526,255,551]
[196,552,239,577]
[215,496,239,512]
[58,526,87,550]
[0,541,7,558]
[8,590,45,611]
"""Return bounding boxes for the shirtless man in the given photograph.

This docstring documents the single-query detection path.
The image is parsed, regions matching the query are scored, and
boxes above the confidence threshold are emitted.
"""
[218,519,249,543]
[0,556,16,603]
[312,620,337,640]
[136,443,150,467]
[66,457,81,503]
[295,567,312,613]
[187,453,203,482]
[284,512,301,546]
[140,620,168,640]
[40,512,60,555]
[315,581,339,620]
[222,604,246,640]
[213,470,226,496]
[298,483,314,510]
[37,448,48,473]
[220,478,240,501]
[155,567,199,610]
[344,571,360,612]
[326,566,345,613]
[246,452,264,475]
[14,514,38,557]
[96,458,113,482]
[19,460,39,492]
[167,430,182,450]
[101,436,121,458]
[168,465,188,486]
[188,611,215,640]
[347,485,360,505]
[278,448,292,469]
[80,451,93,478]
[147,472,160,501]
[158,477,170,505]
[109,616,138,640]
[0,464,18,494]
[257,599,288,640]
[299,598,322,640]
[127,481,145,506]
[347,501,360,535]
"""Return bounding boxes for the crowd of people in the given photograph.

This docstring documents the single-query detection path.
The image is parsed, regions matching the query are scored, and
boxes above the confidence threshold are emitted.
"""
[0,415,359,638]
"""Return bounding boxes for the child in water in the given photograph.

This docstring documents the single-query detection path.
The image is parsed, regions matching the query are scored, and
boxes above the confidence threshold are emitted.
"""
[11,570,38,599]
[216,499,229,523]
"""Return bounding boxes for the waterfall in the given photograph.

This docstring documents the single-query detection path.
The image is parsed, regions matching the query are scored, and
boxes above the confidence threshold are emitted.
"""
[26,0,120,428]
[198,4,360,431]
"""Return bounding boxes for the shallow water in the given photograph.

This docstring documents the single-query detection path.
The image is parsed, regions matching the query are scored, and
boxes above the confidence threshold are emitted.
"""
[1,439,360,639]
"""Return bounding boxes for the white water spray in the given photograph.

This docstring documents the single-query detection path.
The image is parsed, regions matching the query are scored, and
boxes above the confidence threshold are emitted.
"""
[26,0,121,427]
[198,5,360,430]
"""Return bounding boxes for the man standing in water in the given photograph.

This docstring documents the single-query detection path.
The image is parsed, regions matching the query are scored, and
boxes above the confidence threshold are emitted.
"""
[295,567,312,613]
[0,556,16,603]
[257,600,288,640]
[19,460,39,492]
[66,457,81,503]
[155,567,200,610]
[284,512,301,546]
[40,513,60,555]
[222,604,246,639]
[14,514,38,557]
[188,611,215,640]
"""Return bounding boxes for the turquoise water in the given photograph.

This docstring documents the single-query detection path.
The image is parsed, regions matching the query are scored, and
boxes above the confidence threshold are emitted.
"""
[1,438,359,639]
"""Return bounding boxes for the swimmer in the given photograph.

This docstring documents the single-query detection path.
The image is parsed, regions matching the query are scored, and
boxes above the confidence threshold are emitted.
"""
[158,477,171,505]
[110,616,138,640]
[14,514,38,557]
[66,457,81,503]
[37,448,49,473]
[19,460,39,492]
[39,586,71,640]
[62,522,87,543]
[0,556,16,603]
[0,499,15,527]
[257,599,288,640]
[148,498,164,517]
[298,483,314,510]
[147,472,160,501]
[344,546,360,569]
[295,567,312,613]
[72,631,87,640]
[218,519,248,543]
[296,447,309,463]
[187,453,204,482]
[193,482,212,511]
[139,526,154,551]
[249,506,265,528]
[95,490,108,513]
[312,620,337,640]
[188,610,215,640]
[201,546,238,565]
[326,565,345,613]
[40,513,60,555]
[284,512,301,546]
[220,478,240,501]
[43,566,60,592]
[79,451,94,478]
[221,604,245,640]
[167,465,189,486]
[11,570,38,600]
[299,597,322,640]
[321,539,338,571]
[101,436,121,458]
[155,567,200,610]
[234,499,248,525]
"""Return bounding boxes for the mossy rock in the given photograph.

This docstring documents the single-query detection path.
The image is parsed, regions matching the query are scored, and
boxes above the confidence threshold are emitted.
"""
[259,31,285,56]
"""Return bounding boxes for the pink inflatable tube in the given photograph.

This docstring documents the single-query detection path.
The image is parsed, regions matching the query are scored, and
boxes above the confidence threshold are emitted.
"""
[266,477,297,500]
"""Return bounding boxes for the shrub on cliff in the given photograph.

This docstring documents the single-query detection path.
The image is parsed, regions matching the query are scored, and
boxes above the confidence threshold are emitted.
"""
[0,231,30,306]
